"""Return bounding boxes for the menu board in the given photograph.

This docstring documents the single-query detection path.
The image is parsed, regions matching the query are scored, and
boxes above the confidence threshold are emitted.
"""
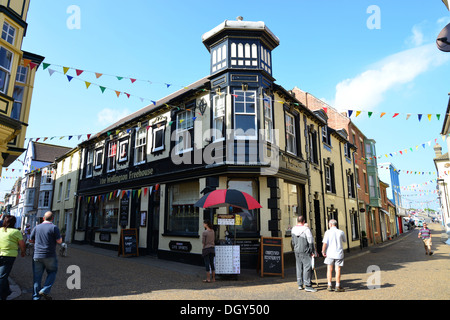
[260,237,284,278]
[215,245,240,274]
[118,228,139,257]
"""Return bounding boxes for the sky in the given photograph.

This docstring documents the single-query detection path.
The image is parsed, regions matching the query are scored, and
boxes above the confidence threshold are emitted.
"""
[1,0,449,211]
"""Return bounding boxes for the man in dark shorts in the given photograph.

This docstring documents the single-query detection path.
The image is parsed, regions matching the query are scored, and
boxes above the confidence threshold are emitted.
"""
[30,211,62,300]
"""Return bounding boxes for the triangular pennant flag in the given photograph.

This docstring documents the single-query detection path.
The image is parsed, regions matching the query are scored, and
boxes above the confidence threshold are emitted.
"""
[380,112,386,118]
[66,75,73,82]
[392,113,399,118]
[368,112,373,118]
[165,83,171,88]
[151,100,156,105]
[437,114,441,120]
[23,59,31,67]
[63,67,70,74]
[99,86,106,93]
[42,63,50,70]
[406,114,411,120]
[75,69,84,76]
[87,134,91,140]
[130,78,136,83]
[323,107,328,113]
[48,68,56,76]
[95,73,103,78]
[348,110,353,117]
[427,114,431,121]
[115,90,121,97]
[356,111,361,117]
[116,76,123,80]
[418,114,422,121]
[85,81,91,89]
[29,62,38,70]
[125,92,130,98]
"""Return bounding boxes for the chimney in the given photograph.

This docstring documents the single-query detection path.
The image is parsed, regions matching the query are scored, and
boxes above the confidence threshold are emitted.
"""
[434,143,442,157]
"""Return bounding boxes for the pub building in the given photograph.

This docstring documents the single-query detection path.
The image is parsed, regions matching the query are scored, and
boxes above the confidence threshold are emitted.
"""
[74,17,360,268]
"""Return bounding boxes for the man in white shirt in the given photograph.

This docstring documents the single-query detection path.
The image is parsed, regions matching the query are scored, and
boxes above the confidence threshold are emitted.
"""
[322,219,346,292]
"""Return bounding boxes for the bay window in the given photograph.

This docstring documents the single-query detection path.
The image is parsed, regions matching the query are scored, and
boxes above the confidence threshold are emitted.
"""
[233,90,257,139]
[0,46,13,94]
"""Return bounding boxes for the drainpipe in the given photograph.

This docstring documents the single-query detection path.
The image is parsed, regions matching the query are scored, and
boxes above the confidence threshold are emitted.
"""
[339,143,351,253]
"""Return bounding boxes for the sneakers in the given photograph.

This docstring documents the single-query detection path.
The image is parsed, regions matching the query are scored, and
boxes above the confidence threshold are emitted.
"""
[335,287,345,292]
[39,292,52,300]
[305,286,317,292]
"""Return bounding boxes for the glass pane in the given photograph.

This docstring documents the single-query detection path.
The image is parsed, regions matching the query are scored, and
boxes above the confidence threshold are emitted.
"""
[236,115,256,135]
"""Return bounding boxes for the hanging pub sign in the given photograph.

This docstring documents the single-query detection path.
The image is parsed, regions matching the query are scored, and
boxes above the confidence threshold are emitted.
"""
[260,237,284,278]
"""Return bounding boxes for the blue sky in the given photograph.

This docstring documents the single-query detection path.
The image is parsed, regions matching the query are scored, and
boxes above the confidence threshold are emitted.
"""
[1,0,449,211]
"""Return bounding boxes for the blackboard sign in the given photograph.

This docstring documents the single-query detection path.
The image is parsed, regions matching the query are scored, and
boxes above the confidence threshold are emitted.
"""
[118,228,139,257]
[260,237,284,278]
[119,196,129,228]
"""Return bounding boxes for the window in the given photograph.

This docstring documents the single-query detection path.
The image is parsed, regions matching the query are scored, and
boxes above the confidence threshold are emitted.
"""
[347,173,355,198]
[263,94,273,143]
[344,143,351,158]
[213,94,225,141]
[65,179,71,200]
[211,43,227,73]
[86,150,93,177]
[282,182,304,236]
[134,128,147,164]
[285,113,296,155]
[107,141,117,172]
[308,129,318,164]
[1,22,15,45]
[369,175,376,197]
[58,182,63,202]
[41,168,52,184]
[325,164,336,193]
[233,90,257,139]
[351,211,359,240]
[25,188,35,206]
[322,126,331,146]
[152,125,165,152]
[166,181,199,235]
[0,46,13,94]
[94,149,103,170]
[16,65,27,83]
[176,110,194,153]
[228,180,259,235]
[230,41,258,67]
[101,208,118,231]
[118,140,128,162]
[39,191,51,208]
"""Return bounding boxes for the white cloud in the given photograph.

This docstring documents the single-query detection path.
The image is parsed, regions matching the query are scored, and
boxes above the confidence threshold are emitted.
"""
[334,43,450,111]
[97,108,130,126]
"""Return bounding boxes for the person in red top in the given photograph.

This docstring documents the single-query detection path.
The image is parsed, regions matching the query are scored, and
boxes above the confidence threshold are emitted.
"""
[418,222,433,256]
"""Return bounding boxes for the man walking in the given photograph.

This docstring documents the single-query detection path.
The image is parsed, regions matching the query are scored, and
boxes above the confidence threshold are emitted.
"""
[30,211,62,300]
[322,219,346,292]
[418,222,433,255]
[291,216,316,292]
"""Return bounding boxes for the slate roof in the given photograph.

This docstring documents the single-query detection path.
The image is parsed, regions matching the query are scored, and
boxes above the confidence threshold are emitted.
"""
[33,142,72,163]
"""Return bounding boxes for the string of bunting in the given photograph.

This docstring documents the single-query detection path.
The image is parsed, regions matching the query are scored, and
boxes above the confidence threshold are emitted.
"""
[344,109,443,121]
[80,185,157,204]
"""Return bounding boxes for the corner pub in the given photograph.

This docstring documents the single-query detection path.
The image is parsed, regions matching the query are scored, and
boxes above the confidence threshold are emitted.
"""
[74,17,360,269]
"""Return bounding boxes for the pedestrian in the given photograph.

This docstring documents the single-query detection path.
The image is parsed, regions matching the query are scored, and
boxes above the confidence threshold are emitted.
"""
[0,215,26,300]
[322,219,346,292]
[30,211,62,300]
[418,222,433,255]
[201,220,215,283]
[291,215,317,292]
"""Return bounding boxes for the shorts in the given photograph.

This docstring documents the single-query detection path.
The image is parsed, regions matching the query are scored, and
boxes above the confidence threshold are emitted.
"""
[324,257,344,267]
[422,238,432,249]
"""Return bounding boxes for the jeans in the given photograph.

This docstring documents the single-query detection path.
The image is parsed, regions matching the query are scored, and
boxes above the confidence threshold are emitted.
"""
[32,257,58,300]
[203,252,215,272]
[0,256,16,300]
[295,252,312,287]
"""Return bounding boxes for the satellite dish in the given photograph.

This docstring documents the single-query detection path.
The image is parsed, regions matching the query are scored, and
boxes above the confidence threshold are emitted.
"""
[436,22,450,52]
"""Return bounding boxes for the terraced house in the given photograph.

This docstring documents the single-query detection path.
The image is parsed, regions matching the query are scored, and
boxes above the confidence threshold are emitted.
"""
[74,18,361,268]
[0,0,44,175]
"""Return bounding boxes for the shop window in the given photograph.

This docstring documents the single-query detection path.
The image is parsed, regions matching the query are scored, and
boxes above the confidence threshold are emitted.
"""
[100,208,118,231]
[166,181,199,235]
[228,180,259,236]
[282,182,304,236]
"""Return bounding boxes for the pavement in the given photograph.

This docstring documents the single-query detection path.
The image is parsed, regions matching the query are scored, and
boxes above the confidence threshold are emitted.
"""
[6,222,450,301]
